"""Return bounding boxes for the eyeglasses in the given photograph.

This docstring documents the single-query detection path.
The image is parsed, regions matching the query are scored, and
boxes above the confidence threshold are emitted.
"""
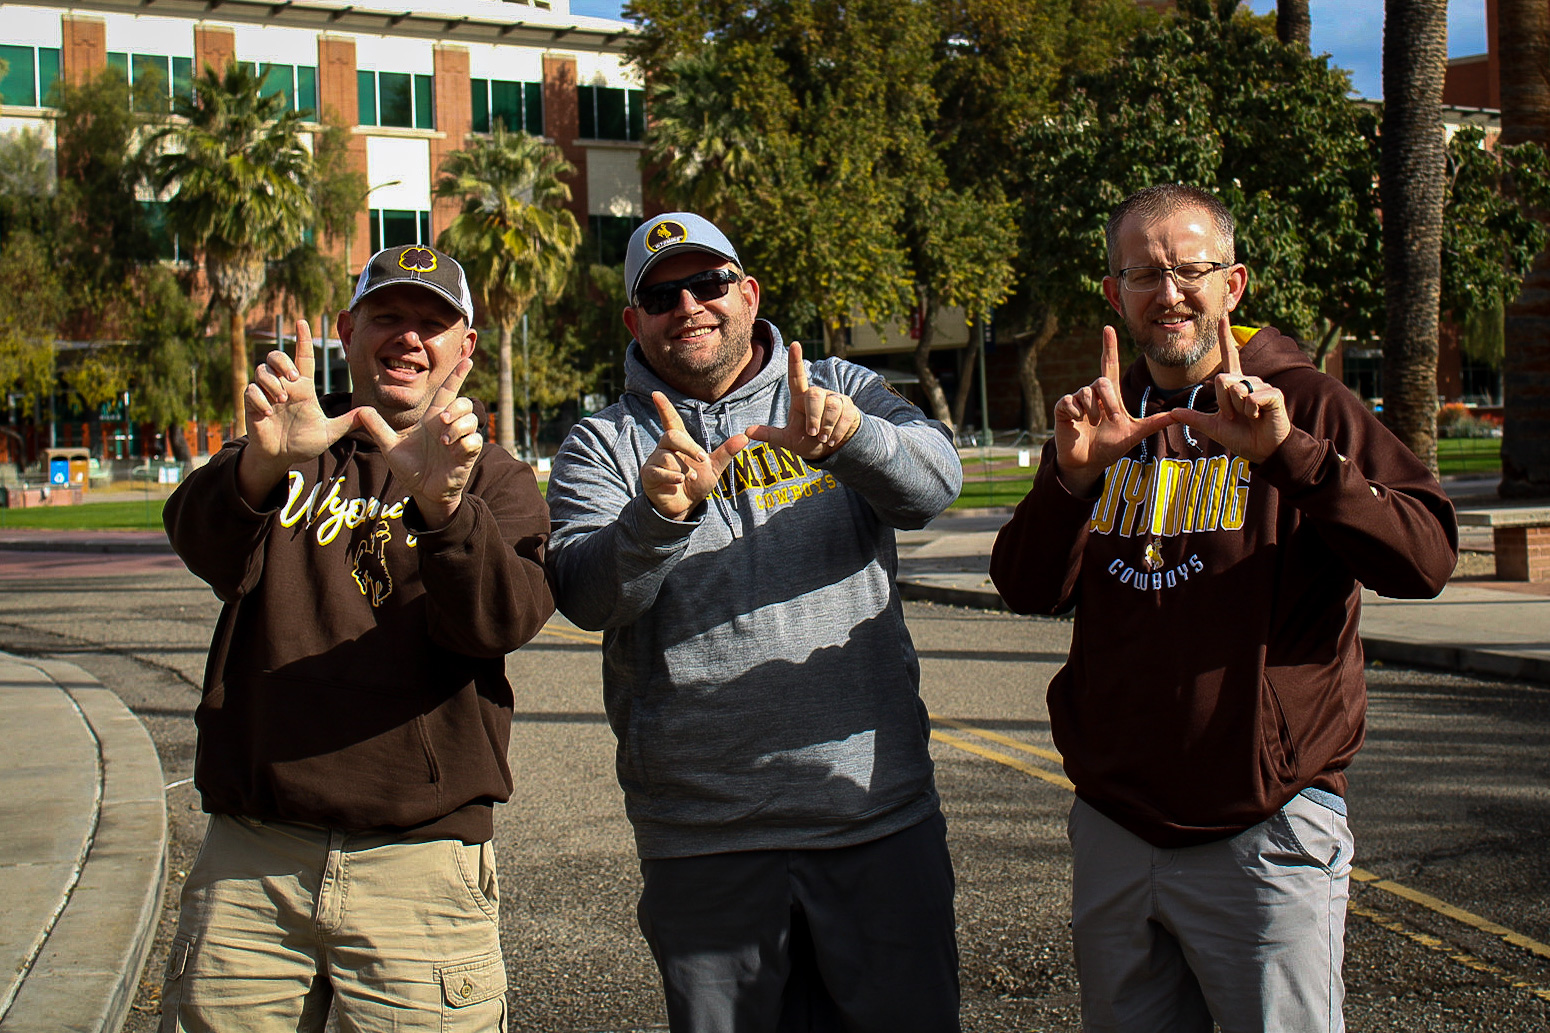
[1117,262,1230,293]
[634,269,742,315]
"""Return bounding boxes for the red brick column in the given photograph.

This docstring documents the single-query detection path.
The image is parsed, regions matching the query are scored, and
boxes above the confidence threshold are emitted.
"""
[1495,526,1550,582]
[543,55,586,223]
[431,45,472,241]
[61,15,106,86]
[317,35,369,270]
[193,24,235,77]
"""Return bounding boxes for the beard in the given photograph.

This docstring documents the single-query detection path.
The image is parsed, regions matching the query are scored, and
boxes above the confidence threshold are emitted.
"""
[642,301,755,394]
[1123,291,1224,373]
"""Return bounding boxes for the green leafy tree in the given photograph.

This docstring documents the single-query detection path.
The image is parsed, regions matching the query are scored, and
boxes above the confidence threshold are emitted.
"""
[267,120,366,357]
[1440,126,1550,367]
[0,232,63,423]
[150,62,315,438]
[629,0,1023,433]
[126,265,209,461]
[1006,5,1382,431]
[435,126,581,454]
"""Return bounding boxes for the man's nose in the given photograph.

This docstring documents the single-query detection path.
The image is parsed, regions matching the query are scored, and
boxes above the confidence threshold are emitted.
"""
[1155,272,1187,304]
[670,287,705,316]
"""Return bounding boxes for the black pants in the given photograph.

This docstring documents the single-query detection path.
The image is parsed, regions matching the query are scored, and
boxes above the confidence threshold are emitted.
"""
[637,812,960,1033]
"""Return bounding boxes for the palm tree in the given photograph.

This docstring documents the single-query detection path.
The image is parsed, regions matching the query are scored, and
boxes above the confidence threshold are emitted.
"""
[435,126,581,455]
[1499,0,1550,498]
[149,62,313,438]
[642,50,763,226]
[1276,0,1311,49]
[1379,0,1448,476]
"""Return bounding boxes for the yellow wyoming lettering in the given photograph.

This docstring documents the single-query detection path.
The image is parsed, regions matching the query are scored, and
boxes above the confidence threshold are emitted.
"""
[278,471,415,547]
[1089,455,1250,538]
[712,441,835,511]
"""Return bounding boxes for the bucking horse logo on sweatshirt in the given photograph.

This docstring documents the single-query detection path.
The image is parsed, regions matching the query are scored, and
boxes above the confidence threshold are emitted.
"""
[351,521,394,607]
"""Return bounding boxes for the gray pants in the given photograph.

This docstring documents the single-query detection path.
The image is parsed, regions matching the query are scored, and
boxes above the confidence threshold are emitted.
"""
[637,812,960,1033]
[1068,792,1352,1033]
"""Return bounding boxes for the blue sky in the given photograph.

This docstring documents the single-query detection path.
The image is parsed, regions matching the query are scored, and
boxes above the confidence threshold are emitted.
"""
[569,1,1490,103]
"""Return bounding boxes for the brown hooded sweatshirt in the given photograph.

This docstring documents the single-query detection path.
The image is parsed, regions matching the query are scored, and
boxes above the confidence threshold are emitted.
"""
[990,328,1457,848]
[165,396,554,843]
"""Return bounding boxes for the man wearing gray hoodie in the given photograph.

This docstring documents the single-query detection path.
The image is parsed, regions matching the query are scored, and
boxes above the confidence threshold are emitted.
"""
[546,213,963,1032]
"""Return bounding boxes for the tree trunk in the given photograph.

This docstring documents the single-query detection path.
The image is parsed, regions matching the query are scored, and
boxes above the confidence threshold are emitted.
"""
[1499,0,1550,497]
[1380,0,1448,477]
[1016,307,1059,436]
[498,321,516,454]
[950,335,980,434]
[824,320,848,361]
[1277,0,1312,49]
[911,295,954,433]
[229,305,248,439]
[166,423,191,463]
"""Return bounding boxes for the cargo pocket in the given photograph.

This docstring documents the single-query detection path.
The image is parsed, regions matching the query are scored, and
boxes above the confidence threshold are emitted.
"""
[437,949,507,1032]
[158,934,192,1033]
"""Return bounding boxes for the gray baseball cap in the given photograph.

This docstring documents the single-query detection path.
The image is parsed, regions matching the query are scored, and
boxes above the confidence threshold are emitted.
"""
[350,244,476,325]
[625,213,742,304]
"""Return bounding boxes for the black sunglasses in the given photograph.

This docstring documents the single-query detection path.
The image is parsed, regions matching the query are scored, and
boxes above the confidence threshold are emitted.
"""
[634,269,742,315]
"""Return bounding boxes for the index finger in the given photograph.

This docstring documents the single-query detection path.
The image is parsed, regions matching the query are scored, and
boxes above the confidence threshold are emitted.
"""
[1101,326,1120,385]
[293,320,315,381]
[1218,317,1242,378]
[425,357,473,419]
[788,341,810,395]
[652,390,686,433]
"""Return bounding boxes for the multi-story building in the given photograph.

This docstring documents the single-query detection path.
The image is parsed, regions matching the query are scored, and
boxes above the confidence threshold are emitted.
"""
[0,0,645,462]
[1,0,645,267]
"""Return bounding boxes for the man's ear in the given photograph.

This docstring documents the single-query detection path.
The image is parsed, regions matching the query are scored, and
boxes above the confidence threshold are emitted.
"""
[1224,265,1249,313]
[740,274,760,319]
[1101,276,1124,316]
[336,309,354,355]
[622,304,640,341]
[459,325,477,361]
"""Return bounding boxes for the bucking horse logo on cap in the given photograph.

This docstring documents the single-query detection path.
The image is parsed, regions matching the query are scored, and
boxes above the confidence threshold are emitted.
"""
[646,220,687,253]
[398,246,438,273]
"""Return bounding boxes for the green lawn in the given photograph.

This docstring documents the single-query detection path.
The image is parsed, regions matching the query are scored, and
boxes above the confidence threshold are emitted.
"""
[0,497,170,531]
[1436,436,1501,476]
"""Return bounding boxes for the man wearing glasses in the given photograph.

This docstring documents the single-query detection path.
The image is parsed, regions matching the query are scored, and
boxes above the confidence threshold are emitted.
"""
[990,184,1457,1032]
[546,212,963,1031]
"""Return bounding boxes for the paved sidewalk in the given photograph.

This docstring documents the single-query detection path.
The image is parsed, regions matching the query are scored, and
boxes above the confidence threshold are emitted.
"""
[0,652,167,1033]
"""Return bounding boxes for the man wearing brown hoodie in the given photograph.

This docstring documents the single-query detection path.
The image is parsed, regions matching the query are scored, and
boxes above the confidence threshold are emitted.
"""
[990,185,1457,1033]
[161,245,553,1032]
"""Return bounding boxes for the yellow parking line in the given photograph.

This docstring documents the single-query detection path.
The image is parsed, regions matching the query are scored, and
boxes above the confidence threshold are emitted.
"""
[1350,902,1550,1004]
[928,712,1550,977]
[537,623,604,646]
[929,713,1064,766]
[1351,868,1550,961]
[929,729,1074,791]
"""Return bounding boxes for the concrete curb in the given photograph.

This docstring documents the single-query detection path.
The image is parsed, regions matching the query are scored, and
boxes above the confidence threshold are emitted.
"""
[1360,638,1550,686]
[0,655,168,1033]
[0,535,173,555]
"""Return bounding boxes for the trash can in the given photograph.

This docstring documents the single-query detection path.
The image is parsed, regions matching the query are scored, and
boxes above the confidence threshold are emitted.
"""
[45,448,92,492]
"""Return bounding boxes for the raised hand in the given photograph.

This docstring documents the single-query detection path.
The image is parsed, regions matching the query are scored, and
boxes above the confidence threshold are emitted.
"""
[1168,317,1291,464]
[1052,326,1175,495]
[744,342,860,461]
[355,357,484,529]
[643,391,749,521]
[238,321,358,506]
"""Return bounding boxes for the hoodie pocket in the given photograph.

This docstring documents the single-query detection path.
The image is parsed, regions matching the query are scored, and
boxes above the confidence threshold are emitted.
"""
[1259,673,1300,789]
